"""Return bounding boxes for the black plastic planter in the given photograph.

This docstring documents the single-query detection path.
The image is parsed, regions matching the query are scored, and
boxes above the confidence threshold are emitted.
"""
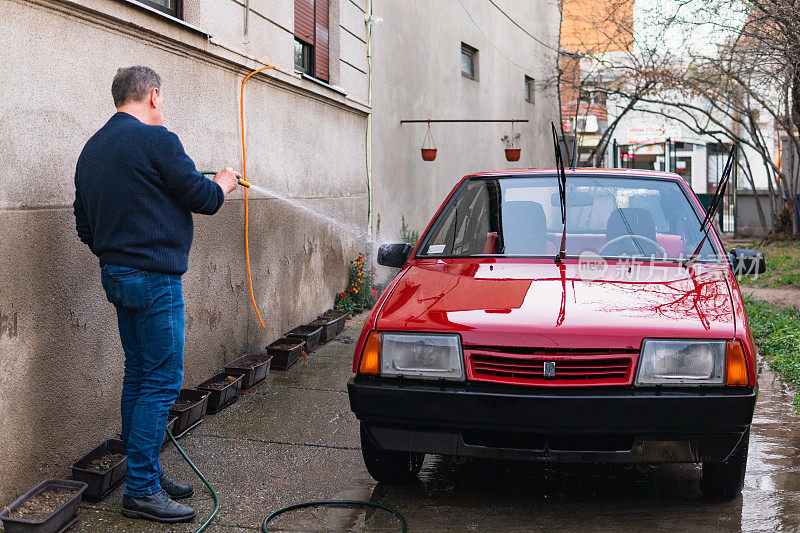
[0,478,87,533]
[197,372,243,414]
[321,309,349,328]
[168,389,209,436]
[224,353,272,391]
[308,318,334,344]
[161,416,177,449]
[267,337,306,370]
[285,324,323,352]
[69,439,126,502]
[321,308,348,319]
[312,313,347,341]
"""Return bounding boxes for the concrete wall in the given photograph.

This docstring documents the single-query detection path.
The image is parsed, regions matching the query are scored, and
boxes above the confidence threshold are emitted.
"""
[736,190,773,237]
[0,0,367,502]
[369,0,561,257]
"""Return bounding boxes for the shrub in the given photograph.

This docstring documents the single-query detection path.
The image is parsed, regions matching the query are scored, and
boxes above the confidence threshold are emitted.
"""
[335,253,378,316]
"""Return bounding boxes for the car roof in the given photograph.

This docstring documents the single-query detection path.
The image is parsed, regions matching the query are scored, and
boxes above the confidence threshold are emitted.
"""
[466,168,684,181]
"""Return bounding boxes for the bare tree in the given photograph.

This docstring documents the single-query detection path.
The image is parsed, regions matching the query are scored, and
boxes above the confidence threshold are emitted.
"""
[571,0,800,237]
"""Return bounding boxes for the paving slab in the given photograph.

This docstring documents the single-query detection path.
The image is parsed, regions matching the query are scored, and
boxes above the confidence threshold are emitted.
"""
[197,385,360,449]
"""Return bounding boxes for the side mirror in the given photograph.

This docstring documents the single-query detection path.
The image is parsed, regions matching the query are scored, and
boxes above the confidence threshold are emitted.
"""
[728,248,766,276]
[377,243,413,268]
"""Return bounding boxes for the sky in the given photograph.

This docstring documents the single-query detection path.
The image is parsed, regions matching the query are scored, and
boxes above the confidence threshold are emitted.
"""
[633,0,748,58]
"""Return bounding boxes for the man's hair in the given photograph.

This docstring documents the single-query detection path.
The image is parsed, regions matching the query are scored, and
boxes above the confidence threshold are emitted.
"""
[111,66,161,107]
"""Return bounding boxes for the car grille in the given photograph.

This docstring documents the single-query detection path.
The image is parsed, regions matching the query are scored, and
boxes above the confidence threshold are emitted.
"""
[465,348,637,387]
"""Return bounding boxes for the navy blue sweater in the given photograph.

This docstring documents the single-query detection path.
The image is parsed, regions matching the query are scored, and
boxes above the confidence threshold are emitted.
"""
[74,112,224,275]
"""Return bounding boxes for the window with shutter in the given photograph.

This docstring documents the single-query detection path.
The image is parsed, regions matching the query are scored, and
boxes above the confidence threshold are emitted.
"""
[295,0,315,44]
[293,0,329,82]
[314,0,329,82]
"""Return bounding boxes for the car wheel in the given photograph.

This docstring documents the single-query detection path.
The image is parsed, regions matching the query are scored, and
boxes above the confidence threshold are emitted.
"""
[701,428,749,499]
[360,424,424,484]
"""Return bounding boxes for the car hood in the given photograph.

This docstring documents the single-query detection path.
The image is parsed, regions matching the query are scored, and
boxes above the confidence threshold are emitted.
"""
[376,259,736,350]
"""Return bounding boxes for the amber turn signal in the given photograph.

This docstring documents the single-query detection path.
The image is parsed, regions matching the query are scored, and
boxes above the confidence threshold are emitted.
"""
[358,331,382,375]
[725,340,749,386]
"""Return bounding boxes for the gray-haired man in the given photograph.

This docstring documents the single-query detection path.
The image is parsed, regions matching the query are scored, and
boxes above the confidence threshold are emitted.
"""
[74,66,240,523]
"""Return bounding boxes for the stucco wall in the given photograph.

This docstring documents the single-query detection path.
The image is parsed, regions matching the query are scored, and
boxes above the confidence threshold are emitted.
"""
[368,0,561,256]
[0,0,367,502]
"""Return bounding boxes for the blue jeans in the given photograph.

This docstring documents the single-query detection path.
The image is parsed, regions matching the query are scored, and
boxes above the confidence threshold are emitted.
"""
[101,265,185,497]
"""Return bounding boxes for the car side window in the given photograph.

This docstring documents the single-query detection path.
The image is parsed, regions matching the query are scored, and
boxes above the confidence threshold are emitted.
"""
[423,181,497,255]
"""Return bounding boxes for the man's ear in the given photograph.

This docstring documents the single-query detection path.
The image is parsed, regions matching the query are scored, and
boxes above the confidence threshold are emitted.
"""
[149,88,159,109]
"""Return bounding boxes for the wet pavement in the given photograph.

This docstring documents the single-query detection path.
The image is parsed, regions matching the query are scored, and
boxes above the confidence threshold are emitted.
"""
[61,315,799,532]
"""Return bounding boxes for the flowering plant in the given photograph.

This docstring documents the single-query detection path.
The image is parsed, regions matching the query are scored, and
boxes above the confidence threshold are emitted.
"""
[334,253,378,316]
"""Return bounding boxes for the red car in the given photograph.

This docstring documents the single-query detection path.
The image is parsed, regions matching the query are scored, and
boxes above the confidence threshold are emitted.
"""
[348,169,765,498]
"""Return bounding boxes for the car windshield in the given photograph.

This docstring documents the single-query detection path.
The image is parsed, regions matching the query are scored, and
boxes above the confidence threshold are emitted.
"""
[418,175,719,261]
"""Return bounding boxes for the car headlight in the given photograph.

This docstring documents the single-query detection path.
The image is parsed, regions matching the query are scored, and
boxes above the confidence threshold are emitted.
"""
[636,339,725,386]
[380,333,465,380]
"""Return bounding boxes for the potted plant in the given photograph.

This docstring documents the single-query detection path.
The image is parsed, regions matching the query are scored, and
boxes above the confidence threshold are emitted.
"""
[197,372,244,414]
[334,253,379,316]
[285,324,323,352]
[168,389,209,436]
[501,130,522,161]
[0,479,87,533]
[69,439,127,501]
[267,337,306,370]
[224,353,272,391]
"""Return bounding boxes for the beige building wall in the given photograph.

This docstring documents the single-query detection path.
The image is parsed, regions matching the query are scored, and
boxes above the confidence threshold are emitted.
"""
[368,0,561,254]
[0,0,368,502]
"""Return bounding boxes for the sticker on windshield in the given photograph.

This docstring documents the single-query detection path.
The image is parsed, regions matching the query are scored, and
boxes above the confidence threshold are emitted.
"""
[427,244,446,254]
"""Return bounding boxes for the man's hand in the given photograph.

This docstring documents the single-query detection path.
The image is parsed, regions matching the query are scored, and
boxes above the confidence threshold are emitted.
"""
[213,167,241,196]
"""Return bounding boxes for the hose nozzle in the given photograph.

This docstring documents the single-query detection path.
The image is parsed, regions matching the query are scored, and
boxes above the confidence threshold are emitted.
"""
[238,178,251,188]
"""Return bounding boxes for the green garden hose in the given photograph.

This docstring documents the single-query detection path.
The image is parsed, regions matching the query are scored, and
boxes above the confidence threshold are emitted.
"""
[168,424,407,532]
[261,500,407,532]
[166,428,219,533]
[160,329,406,531]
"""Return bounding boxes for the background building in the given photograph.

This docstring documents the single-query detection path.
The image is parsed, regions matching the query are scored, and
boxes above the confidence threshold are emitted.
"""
[368,0,561,253]
[0,0,560,504]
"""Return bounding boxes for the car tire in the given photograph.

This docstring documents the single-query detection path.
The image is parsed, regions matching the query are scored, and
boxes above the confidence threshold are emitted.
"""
[701,428,749,499]
[360,424,424,484]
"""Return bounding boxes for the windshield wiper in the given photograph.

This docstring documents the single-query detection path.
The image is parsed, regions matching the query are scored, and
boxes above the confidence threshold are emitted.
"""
[551,122,567,263]
[683,144,737,269]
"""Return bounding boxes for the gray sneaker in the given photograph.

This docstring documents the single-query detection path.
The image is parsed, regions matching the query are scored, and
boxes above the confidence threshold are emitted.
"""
[122,489,196,523]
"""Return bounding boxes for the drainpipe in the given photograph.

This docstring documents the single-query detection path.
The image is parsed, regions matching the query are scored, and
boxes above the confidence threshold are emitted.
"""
[243,0,250,44]
[364,0,375,264]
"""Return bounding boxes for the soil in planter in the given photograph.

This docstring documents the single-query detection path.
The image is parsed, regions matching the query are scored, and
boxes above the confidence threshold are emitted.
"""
[86,453,125,472]
[171,400,196,411]
[270,339,304,350]
[8,489,78,520]
[203,375,238,390]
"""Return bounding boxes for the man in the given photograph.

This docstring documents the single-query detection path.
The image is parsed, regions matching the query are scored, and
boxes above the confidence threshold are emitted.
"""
[73,66,240,523]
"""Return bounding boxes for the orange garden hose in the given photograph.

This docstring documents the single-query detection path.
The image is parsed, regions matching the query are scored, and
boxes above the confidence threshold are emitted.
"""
[240,66,275,329]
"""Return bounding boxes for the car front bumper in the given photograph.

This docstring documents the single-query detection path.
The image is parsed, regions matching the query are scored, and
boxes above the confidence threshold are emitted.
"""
[348,377,757,463]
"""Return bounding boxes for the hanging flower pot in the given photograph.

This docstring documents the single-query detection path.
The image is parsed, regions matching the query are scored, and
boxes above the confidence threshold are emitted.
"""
[501,120,522,162]
[421,148,437,161]
[420,119,437,161]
